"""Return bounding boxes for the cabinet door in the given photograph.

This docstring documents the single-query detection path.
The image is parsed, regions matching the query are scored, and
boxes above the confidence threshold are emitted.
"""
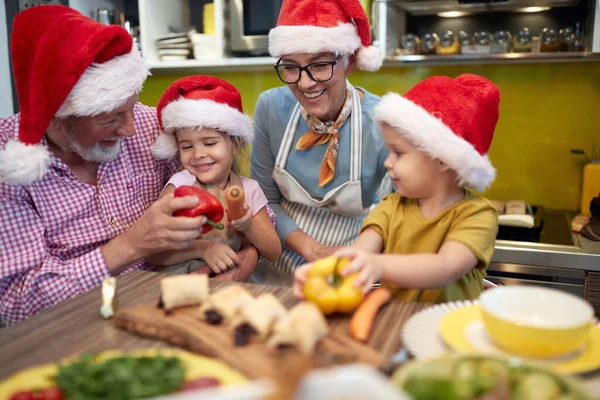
[587,272,600,316]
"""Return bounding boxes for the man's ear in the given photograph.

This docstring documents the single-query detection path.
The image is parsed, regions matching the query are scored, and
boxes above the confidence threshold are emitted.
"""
[47,117,70,136]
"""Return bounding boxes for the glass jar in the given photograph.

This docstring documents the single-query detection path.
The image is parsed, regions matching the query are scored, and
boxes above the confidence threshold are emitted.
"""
[490,30,512,53]
[420,33,439,55]
[513,28,532,53]
[436,31,460,55]
[474,31,492,53]
[459,31,476,54]
[559,27,575,51]
[540,27,560,52]
[397,34,421,56]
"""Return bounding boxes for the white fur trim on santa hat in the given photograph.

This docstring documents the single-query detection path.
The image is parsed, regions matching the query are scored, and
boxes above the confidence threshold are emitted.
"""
[151,132,179,160]
[56,47,149,118]
[356,45,383,72]
[0,140,51,185]
[161,99,252,141]
[269,23,361,58]
[374,93,496,191]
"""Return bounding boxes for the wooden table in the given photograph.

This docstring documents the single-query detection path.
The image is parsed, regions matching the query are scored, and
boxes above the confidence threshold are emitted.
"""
[0,271,429,380]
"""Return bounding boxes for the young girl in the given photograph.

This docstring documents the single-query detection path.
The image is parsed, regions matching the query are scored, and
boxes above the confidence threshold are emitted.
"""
[294,74,500,303]
[148,76,281,276]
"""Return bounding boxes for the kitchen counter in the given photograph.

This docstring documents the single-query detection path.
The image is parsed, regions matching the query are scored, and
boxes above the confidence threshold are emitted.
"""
[492,234,600,272]
[492,208,600,272]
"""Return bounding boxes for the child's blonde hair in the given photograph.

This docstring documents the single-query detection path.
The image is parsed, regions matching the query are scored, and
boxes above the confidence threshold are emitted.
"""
[224,133,249,175]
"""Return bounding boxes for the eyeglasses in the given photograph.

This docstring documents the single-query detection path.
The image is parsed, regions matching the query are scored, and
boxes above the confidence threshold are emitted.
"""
[274,57,342,84]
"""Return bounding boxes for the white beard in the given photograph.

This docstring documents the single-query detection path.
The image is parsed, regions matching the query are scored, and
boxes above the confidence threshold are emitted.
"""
[68,129,121,163]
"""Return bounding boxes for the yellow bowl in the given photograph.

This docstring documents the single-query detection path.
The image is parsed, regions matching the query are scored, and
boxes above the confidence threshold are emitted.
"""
[479,286,595,358]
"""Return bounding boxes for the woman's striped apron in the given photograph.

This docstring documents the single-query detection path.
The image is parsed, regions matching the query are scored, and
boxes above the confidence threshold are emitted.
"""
[271,84,366,274]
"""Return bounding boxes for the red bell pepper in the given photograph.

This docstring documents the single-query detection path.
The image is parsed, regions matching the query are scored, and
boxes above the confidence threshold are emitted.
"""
[173,186,225,233]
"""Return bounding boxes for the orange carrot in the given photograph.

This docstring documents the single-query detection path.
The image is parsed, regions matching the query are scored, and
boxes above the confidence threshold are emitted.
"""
[349,288,392,343]
[226,185,246,220]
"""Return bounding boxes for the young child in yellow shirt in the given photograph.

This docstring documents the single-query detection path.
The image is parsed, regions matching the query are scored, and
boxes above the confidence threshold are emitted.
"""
[294,74,500,303]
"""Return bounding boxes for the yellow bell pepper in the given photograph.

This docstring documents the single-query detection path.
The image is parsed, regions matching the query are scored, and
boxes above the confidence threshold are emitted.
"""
[303,256,364,315]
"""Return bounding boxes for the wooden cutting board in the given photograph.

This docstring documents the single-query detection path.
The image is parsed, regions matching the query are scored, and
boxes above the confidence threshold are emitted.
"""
[115,298,385,380]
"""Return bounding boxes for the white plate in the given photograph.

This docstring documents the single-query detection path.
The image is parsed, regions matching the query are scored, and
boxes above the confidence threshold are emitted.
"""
[296,364,411,400]
[465,321,586,363]
[149,379,275,400]
[158,49,191,56]
[401,300,476,359]
[159,55,190,61]
[155,37,190,45]
[157,43,192,49]
[401,300,600,397]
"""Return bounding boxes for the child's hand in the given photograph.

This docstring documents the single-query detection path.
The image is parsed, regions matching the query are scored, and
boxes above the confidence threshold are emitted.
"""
[226,203,252,233]
[336,247,384,294]
[202,242,241,274]
[292,262,312,300]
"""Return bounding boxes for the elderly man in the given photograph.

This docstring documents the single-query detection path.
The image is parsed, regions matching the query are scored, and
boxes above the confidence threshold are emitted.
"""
[0,5,258,327]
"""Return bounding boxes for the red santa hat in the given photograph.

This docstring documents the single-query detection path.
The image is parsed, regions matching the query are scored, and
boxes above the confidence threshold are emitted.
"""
[374,74,500,191]
[268,0,382,72]
[152,76,253,160]
[0,5,149,185]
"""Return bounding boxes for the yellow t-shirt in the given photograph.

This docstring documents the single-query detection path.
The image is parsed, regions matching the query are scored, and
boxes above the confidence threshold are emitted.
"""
[361,191,498,303]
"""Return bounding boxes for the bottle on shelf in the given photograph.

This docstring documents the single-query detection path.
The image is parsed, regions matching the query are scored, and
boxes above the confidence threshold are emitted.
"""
[420,33,439,55]
[572,22,587,52]
[490,30,512,53]
[513,28,532,53]
[540,27,560,52]
[459,30,476,54]
[397,34,421,56]
[436,31,461,55]
[473,31,492,53]
[559,26,575,52]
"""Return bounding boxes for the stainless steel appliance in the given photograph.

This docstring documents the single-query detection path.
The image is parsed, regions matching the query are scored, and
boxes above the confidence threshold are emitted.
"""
[486,263,586,297]
[229,0,283,56]
[488,209,587,298]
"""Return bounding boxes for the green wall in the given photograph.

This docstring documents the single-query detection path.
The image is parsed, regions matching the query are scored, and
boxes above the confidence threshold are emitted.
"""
[140,61,600,211]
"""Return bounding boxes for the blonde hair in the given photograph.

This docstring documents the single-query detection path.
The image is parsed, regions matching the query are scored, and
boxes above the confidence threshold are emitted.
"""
[225,134,248,175]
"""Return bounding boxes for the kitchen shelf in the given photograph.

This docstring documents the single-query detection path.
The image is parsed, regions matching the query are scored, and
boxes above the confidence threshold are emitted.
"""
[381,0,579,16]
[386,51,600,66]
[145,57,277,72]
[145,51,600,72]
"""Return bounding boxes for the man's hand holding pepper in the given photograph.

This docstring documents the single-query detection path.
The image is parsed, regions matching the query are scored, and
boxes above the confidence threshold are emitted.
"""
[103,193,207,275]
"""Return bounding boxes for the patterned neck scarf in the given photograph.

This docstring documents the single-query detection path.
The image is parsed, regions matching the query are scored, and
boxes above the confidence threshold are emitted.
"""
[295,88,352,188]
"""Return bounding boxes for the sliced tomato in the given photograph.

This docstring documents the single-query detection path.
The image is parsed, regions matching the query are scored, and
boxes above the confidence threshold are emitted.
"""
[9,391,34,400]
[179,377,220,392]
[36,388,64,400]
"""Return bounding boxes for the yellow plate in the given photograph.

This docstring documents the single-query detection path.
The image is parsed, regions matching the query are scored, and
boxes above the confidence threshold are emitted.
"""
[439,304,600,375]
[0,348,247,400]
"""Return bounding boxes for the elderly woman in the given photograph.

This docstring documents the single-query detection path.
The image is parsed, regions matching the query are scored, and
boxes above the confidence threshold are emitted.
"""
[250,0,391,275]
